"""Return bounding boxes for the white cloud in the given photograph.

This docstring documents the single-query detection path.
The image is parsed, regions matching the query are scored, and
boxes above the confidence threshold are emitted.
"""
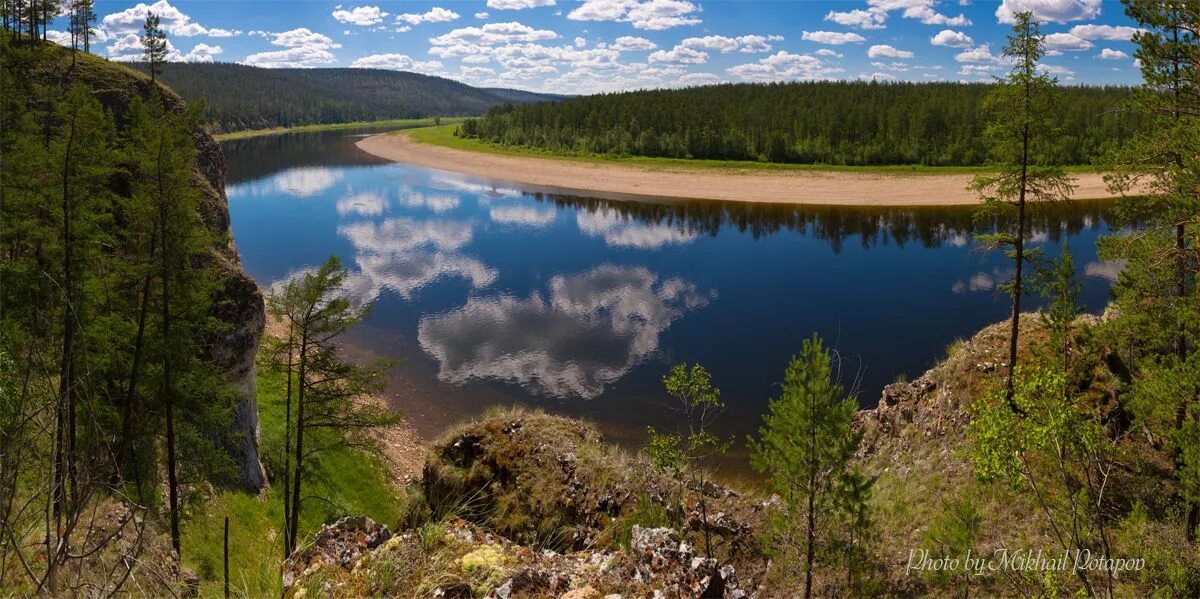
[677,72,722,86]
[475,11,489,19]
[270,28,341,49]
[488,0,556,9]
[824,9,886,29]
[1037,63,1074,77]
[727,51,843,81]
[459,65,500,80]
[1044,32,1092,51]
[430,22,558,45]
[242,27,341,67]
[954,43,1005,63]
[957,63,1003,77]
[815,48,843,57]
[867,0,971,26]
[108,33,185,61]
[1096,48,1127,60]
[183,43,222,62]
[802,31,866,45]
[396,7,460,25]
[568,0,702,30]
[931,29,973,48]
[1069,24,1140,40]
[46,30,72,47]
[872,60,911,71]
[996,0,1102,24]
[100,0,236,38]
[610,35,657,51]
[868,44,913,59]
[679,34,780,53]
[350,53,443,71]
[649,45,707,64]
[243,46,336,68]
[575,36,587,47]
[332,5,388,26]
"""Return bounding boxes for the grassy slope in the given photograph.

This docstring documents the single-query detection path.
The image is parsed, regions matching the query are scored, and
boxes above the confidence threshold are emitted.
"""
[213,117,467,141]
[181,362,400,598]
[406,124,1101,175]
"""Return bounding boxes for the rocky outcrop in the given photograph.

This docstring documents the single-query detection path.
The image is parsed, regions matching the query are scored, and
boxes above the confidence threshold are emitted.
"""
[284,517,749,599]
[422,411,761,556]
[53,58,267,491]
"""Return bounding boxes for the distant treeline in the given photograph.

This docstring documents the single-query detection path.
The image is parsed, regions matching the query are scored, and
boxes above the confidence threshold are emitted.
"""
[127,62,562,133]
[457,81,1140,166]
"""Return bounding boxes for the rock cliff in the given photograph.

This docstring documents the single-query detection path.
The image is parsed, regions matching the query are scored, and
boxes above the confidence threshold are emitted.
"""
[36,52,268,490]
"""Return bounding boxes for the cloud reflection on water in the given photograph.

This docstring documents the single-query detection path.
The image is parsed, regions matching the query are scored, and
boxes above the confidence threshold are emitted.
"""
[576,207,697,249]
[417,265,714,399]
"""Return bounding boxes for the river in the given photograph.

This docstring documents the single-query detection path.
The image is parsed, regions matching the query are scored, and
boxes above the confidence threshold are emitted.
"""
[223,126,1118,453]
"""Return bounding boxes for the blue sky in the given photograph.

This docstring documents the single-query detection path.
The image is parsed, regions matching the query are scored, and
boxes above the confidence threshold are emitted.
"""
[54,1,1145,93]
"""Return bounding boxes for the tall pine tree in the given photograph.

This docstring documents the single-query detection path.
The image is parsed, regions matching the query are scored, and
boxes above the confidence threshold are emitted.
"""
[969,11,1075,408]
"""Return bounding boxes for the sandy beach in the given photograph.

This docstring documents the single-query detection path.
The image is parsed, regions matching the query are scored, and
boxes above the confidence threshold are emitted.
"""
[357,132,1125,207]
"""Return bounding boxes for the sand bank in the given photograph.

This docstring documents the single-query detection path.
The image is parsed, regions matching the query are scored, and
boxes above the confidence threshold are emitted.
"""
[357,132,1125,207]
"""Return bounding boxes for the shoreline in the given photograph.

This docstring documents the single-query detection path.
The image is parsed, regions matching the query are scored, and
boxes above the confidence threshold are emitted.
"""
[213,117,466,142]
[357,131,1126,207]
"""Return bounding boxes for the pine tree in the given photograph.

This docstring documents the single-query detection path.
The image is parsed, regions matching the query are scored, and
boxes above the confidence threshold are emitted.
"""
[141,11,167,84]
[267,256,393,556]
[749,334,869,599]
[125,91,225,556]
[68,0,96,58]
[1104,0,1200,544]
[969,11,1076,409]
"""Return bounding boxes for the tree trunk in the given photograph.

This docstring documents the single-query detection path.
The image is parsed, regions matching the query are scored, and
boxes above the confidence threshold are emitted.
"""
[287,330,309,557]
[1005,20,1034,411]
[282,324,294,557]
[118,268,154,488]
[804,380,817,599]
[158,135,181,556]
[49,103,81,594]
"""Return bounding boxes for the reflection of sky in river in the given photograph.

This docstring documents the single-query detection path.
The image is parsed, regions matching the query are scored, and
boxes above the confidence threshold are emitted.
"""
[225,131,1120,446]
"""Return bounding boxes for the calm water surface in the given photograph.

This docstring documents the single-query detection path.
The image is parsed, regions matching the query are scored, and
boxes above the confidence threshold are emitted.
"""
[223,128,1118,454]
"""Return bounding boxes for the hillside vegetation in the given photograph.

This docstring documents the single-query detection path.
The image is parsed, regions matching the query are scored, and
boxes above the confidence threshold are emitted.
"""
[458,81,1139,166]
[125,62,562,133]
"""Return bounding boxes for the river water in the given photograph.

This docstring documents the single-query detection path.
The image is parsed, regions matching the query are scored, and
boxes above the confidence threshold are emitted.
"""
[223,127,1118,452]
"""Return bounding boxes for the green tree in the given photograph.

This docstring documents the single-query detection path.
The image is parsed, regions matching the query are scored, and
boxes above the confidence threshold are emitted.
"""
[68,0,96,57]
[970,367,1120,598]
[267,256,394,556]
[125,92,228,556]
[969,11,1076,409]
[141,11,167,84]
[749,335,869,599]
[1105,0,1200,543]
[1033,242,1082,365]
[645,363,730,558]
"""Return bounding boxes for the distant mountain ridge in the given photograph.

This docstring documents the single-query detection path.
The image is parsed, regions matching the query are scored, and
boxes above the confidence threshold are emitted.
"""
[127,62,562,133]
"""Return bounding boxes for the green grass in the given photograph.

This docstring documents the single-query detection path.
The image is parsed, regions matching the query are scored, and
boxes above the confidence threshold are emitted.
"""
[213,117,468,141]
[405,124,1103,175]
[181,362,401,598]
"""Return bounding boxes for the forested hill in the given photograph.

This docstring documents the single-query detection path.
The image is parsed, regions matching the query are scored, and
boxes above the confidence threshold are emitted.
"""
[458,81,1140,166]
[126,62,561,133]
